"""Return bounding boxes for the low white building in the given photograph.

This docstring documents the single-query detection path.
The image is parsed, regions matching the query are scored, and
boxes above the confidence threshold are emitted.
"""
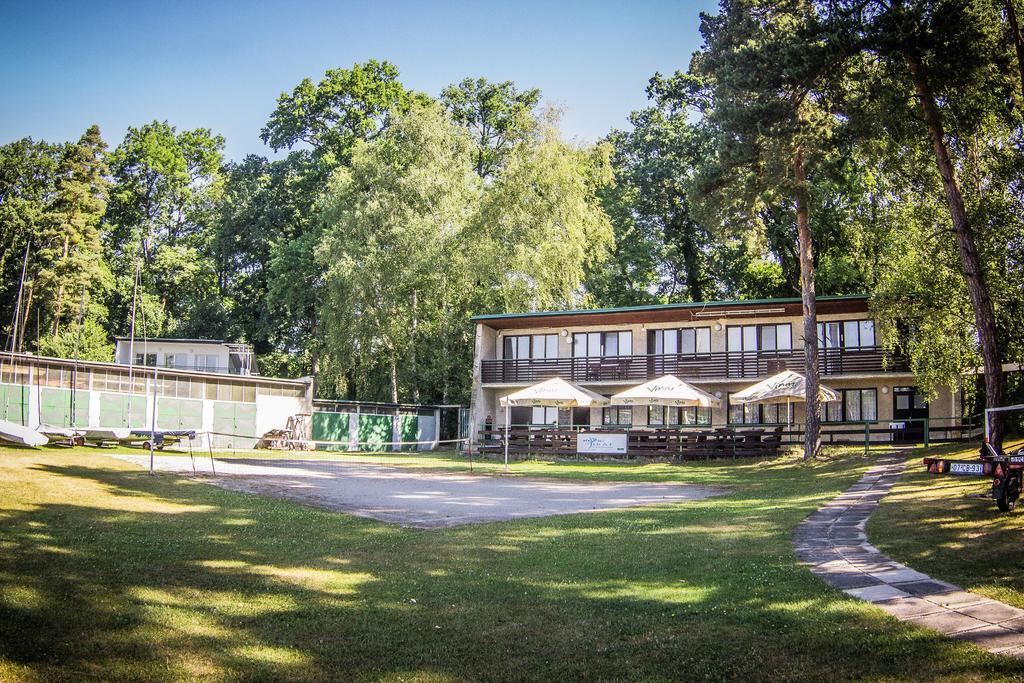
[114,338,257,376]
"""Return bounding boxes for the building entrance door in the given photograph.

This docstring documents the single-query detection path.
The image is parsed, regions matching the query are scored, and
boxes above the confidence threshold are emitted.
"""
[893,386,928,443]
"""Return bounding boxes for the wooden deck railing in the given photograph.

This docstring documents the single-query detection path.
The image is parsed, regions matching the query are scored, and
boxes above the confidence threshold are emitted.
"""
[480,347,907,384]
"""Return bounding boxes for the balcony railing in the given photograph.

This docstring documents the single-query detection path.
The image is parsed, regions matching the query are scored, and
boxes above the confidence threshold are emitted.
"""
[479,347,907,384]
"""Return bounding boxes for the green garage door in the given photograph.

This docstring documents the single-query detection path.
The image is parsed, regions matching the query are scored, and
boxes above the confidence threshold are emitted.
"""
[98,393,146,428]
[311,411,351,450]
[40,388,90,428]
[212,402,257,449]
[156,398,203,431]
[0,384,29,425]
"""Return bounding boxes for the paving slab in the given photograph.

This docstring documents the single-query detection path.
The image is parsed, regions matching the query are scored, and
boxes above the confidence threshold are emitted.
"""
[924,590,990,609]
[844,584,910,603]
[869,568,933,585]
[957,601,1024,625]
[952,625,1024,652]
[894,579,960,597]
[908,611,991,635]
[874,596,947,619]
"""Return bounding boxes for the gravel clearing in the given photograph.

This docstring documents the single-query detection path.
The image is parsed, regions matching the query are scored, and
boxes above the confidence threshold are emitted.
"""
[111,454,723,528]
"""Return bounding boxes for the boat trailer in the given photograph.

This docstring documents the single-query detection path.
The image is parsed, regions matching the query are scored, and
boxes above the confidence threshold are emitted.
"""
[923,445,1023,512]
[922,405,1024,513]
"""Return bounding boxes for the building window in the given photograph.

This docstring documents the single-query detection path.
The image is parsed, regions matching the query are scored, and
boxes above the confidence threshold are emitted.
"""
[727,394,761,424]
[818,320,875,349]
[573,331,632,358]
[649,328,711,356]
[503,334,557,360]
[602,405,633,426]
[648,405,712,426]
[762,403,793,424]
[134,353,157,366]
[727,324,792,353]
[824,388,878,422]
[531,406,558,425]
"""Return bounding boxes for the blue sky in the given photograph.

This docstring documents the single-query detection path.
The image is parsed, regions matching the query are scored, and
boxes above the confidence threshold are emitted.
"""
[0,0,718,161]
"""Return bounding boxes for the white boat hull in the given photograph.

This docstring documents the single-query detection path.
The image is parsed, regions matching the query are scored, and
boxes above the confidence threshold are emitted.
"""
[0,420,48,447]
[82,427,131,441]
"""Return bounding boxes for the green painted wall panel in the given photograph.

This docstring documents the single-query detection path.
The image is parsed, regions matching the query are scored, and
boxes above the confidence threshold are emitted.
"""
[0,384,28,425]
[212,402,257,448]
[157,398,203,430]
[311,412,350,445]
[399,414,418,446]
[358,414,392,452]
[99,394,146,428]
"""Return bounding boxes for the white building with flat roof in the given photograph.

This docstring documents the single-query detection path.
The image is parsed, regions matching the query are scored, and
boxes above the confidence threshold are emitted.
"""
[114,338,256,376]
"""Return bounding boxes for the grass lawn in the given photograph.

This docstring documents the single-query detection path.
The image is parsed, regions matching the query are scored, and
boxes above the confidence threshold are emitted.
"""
[869,441,1024,611]
[1,445,1022,681]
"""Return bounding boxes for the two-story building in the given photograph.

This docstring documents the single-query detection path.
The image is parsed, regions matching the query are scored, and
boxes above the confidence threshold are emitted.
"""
[469,295,963,446]
[114,338,257,376]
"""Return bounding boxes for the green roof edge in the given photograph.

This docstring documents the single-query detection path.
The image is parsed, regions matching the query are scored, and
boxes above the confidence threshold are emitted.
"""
[470,294,870,322]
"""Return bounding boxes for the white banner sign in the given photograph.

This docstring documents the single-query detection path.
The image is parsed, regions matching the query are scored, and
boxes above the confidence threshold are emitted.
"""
[577,432,627,455]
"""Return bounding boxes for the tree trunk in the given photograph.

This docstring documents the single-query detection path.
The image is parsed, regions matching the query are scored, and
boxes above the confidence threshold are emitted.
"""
[794,148,821,461]
[1005,0,1024,101]
[411,289,419,403]
[905,52,1006,447]
[390,358,399,404]
[51,235,71,338]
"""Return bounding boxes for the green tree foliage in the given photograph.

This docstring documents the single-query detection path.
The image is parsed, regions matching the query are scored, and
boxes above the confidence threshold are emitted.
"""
[593,89,743,306]
[214,151,320,357]
[318,103,479,402]
[824,0,1024,441]
[681,0,854,458]
[441,77,541,178]
[0,128,111,354]
[105,121,226,338]
[261,60,423,167]
[37,315,114,362]
[0,137,60,350]
[316,103,613,403]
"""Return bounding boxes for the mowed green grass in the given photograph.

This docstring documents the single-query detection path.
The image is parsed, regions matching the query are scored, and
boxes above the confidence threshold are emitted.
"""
[0,446,1021,681]
[870,441,1024,610]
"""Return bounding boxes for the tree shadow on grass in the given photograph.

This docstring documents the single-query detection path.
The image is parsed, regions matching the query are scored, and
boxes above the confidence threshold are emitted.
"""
[0,458,1021,681]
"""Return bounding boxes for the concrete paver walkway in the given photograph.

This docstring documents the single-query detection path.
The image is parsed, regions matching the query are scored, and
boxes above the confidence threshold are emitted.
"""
[794,455,1024,659]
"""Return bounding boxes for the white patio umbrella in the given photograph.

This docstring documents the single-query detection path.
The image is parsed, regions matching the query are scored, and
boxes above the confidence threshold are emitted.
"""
[610,374,721,409]
[499,377,610,470]
[730,369,839,425]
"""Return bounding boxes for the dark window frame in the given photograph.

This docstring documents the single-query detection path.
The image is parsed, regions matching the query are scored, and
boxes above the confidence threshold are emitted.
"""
[725,323,793,354]
[572,331,633,358]
[502,333,558,360]
[823,387,879,423]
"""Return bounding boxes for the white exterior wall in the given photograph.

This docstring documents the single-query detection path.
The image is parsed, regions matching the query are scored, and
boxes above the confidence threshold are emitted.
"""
[255,394,307,437]
[114,340,231,371]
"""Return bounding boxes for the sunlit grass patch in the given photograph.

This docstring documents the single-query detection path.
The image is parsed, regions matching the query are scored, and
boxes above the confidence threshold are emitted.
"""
[0,444,1021,679]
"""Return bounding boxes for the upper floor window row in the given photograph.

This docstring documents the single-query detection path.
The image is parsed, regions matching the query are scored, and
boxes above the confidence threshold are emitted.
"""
[573,331,633,358]
[727,324,793,353]
[818,319,875,350]
[503,334,558,360]
[648,327,711,356]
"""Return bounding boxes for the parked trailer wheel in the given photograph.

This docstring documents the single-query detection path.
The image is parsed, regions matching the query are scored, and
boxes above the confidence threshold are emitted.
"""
[996,472,1021,512]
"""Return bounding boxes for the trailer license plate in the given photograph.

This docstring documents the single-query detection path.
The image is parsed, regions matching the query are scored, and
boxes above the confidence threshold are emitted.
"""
[949,462,984,475]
